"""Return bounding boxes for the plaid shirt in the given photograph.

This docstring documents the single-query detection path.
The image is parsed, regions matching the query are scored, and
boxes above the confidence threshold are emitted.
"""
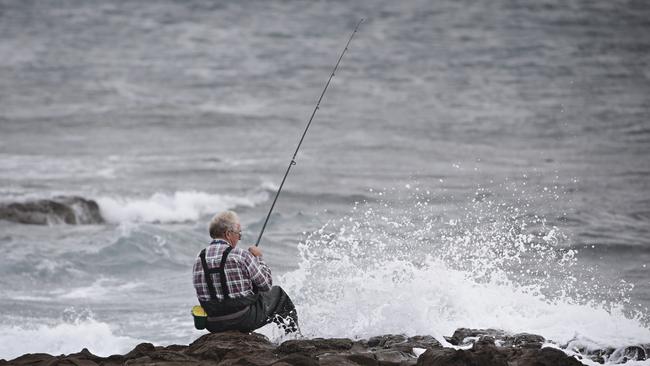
[193,240,272,301]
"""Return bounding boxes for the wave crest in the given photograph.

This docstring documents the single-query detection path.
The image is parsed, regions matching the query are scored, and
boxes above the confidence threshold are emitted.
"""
[97,190,268,224]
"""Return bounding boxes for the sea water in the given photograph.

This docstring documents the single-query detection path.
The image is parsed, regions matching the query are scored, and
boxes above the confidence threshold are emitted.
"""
[0,0,648,363]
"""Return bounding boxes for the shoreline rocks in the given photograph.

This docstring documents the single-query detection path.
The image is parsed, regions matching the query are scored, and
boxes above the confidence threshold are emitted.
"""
[1,328,647,365]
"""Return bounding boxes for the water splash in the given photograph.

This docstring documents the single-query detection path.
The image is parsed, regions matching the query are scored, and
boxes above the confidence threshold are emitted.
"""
[280,185,650,360]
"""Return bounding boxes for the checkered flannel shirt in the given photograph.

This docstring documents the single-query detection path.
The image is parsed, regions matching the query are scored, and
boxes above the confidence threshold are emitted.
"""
[193,240,272,301]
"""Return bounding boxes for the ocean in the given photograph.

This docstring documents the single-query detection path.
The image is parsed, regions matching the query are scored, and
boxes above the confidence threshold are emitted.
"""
[0,0,649,363]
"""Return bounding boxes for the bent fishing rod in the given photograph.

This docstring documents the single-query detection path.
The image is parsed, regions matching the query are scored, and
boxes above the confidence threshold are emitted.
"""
[255,19,364,247]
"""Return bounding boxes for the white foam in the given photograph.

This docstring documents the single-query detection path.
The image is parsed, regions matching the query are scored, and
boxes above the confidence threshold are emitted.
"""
[278,203,650,364]
[97,190,268,223]
[0,319,142,360]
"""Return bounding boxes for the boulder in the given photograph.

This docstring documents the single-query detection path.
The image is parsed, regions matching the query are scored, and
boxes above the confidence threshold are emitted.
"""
[0,196,104,225]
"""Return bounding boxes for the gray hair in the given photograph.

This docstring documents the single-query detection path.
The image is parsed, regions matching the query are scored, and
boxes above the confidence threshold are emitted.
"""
[209,211,240,239]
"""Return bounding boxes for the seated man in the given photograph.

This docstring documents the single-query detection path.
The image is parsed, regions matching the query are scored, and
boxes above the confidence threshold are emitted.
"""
[192,210,298,333]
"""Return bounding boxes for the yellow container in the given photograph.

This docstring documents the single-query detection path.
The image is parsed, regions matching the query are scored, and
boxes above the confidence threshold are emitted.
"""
[192,305,207,330]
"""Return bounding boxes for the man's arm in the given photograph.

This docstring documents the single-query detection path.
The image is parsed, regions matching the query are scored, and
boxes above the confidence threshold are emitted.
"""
[243,247,272,291]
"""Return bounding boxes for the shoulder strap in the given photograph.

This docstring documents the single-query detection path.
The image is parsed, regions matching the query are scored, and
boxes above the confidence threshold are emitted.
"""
[199,246,234,301]
[219,246,233,299]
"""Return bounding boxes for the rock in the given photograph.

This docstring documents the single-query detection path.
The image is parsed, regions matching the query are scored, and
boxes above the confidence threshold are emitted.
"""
[346,352,379,366]
[514,347,583,366]
[275,353,319,366]
[277,338,353,355]
[187,331,276,363]
[365,334,441,355]
[563,338,650,363]
[367,335,408,348]
[509,333,546,348]
[317,354,362,366]
[449,328,506,346]
[124,342,157,359]
[0,330,628,366]
[0,196,104,225]
[416,342,582,366]
[448,328,546,350]
[374,349,416,365]
[417,348,484,366]
[607,345,647,363]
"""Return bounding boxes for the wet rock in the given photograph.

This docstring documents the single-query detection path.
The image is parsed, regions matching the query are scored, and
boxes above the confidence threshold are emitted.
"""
[504,333,546,348]
[449,328,506,346]
[278,338,353,355]
[1,330,629,366]
[124,342,157,359]
[374,349,416,365]
[564,338,649,363]
[275,353,319,366]
[367,335,408,348]
[365,334,441,355]
[514,347,583,366]
[317,354,361,366]
[346,352,379,366]
[0,196,104,225]
[416,342,582,366]
[607,345,647,363]
[187,331,276,363]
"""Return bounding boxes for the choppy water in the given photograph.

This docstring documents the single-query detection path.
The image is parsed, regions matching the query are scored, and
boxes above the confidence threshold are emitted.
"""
[0,0,649,363]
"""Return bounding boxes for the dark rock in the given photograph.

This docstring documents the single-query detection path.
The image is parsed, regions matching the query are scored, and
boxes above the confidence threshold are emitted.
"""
[7,353,56,365]
[607,345,647,363]
[0,330,615,366]
[317,354,362,366]
[0,196,104,225]
[509,333,546,348]
[124,342,157,359]
[347,352,379,366]
[7,353,102,366]
[278,338,353,355]
[406,336,442,351]
[274,353,319,366]
[417,348,485,366]
[187,331,276,363]
[374,349,415,365]
[417,343,582,366]
[365,334,441,356]
[367,335,408,348]
[449,328,506,346]
[515,347,582,366]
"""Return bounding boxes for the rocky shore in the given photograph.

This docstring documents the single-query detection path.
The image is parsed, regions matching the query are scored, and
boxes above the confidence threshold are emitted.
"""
[3,328,648,365]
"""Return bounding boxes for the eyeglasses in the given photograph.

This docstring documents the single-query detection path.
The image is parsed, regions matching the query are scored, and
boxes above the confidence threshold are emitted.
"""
[229,230,242,239]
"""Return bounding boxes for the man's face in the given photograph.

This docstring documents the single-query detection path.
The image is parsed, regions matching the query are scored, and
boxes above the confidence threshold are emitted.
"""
[226,222,242,247]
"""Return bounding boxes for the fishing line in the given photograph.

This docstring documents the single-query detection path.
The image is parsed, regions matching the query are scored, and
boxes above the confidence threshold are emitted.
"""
[255,19,364,247]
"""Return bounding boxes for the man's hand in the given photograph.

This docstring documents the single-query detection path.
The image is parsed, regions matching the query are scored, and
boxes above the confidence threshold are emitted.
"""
[248,246,263,257]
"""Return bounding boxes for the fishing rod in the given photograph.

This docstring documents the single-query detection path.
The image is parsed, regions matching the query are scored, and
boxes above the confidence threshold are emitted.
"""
[255,19,364,247]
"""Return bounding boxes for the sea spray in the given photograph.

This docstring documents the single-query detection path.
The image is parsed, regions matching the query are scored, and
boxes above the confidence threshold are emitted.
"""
[0,307,142,360]
[279,186,650,361]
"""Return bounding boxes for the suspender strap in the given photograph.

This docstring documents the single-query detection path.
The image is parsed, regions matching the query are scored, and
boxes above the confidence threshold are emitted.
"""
[218,246,233,299]
[200,249,218,300]
[199,245,234,301]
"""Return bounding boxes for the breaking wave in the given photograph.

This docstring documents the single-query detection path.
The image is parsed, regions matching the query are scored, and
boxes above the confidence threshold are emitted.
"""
[97,190,269,224]
[280,191,650,364]
[0,312,142,360]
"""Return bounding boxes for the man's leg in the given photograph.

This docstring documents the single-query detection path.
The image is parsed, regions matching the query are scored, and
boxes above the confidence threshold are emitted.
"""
[243,286,298,334]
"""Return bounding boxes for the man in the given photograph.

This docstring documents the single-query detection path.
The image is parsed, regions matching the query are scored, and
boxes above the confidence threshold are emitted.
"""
[192,210,298,333]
